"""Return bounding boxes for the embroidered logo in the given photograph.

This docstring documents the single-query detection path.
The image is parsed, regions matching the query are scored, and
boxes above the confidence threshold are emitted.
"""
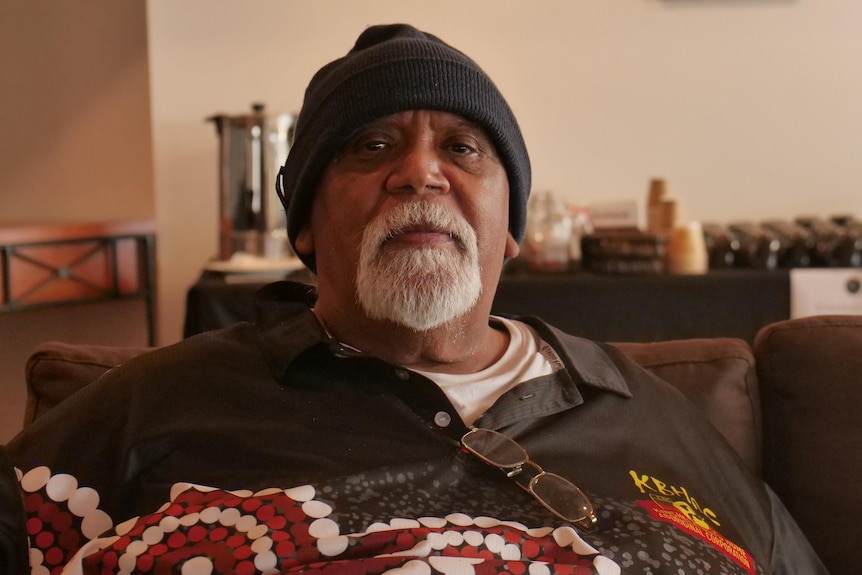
[628,470,755,575]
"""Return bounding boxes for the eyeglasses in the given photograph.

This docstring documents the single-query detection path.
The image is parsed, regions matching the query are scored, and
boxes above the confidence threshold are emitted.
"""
[461,428,597,532]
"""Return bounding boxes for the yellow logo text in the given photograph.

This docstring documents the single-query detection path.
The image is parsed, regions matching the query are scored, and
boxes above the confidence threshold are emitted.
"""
[629,469,720,529]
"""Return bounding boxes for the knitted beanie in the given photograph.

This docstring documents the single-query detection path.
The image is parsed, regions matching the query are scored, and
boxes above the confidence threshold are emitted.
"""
[277,23,531,271]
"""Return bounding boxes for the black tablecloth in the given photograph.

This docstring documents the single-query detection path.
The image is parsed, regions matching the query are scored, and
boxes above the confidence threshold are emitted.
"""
[184,269,790,345]
[490,269,789,344]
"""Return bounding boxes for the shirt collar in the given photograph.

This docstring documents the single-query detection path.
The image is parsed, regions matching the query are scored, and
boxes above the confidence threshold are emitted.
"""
[515,315,633,398]
[254,281,328,382]
[253,282,633,400]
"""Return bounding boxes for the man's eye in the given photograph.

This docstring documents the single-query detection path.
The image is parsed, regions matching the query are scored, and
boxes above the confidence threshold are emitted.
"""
[364,141,387,152]
[449,142,476,155]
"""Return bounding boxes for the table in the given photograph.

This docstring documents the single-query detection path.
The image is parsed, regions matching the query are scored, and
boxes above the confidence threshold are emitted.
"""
[0,220,158,345]
[491,269,789,343]
[184,269,790,345]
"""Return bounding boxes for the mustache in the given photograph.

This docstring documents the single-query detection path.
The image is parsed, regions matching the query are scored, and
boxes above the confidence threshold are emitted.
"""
[367,202,475,253]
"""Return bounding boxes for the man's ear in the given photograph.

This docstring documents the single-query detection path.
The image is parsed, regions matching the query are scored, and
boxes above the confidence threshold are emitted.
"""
[294,225,315,256]
[504,233,520,259]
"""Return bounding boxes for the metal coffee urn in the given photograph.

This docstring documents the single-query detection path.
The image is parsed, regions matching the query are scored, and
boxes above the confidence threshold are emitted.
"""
[208,103,295,261]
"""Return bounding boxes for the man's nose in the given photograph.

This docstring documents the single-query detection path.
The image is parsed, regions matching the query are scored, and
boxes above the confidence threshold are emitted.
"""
[385,141,450,195]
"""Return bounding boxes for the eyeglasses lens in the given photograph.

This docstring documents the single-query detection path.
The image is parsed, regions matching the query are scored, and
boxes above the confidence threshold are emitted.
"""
[530,472,594,524]
[462,429,527,468]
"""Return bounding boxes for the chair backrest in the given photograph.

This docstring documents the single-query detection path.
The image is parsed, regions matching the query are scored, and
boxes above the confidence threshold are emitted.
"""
[24,341,153,426]
[612,337,760,476]
[754,314,862,575]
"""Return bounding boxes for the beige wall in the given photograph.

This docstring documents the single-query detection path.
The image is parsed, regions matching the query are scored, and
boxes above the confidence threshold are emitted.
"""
[1,0,154,223]
[148,0,862,345]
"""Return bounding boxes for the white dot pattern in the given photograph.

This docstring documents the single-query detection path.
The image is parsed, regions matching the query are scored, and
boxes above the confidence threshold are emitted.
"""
[16,468,629,574]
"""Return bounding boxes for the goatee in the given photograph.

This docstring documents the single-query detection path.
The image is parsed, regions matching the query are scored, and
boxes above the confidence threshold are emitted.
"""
[355,202,482,332]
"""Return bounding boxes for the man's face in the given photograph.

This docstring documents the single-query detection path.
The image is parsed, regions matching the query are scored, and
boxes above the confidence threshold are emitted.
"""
[295,110,519,330]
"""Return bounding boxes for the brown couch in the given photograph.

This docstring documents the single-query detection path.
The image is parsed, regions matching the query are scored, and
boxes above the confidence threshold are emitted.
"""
[21,314,862,575]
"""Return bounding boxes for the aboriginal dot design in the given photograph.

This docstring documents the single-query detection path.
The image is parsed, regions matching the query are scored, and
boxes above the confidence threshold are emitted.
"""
[586,495,756,575]
[17,464,757,574]
[71,483,615,574]
[17,467,615,575]
[18,466,113,575]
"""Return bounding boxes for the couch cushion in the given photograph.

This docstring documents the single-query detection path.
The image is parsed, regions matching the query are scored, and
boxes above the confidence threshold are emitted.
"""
[24,341,153,426]
[754,314,862,575]
[612,338,761,475]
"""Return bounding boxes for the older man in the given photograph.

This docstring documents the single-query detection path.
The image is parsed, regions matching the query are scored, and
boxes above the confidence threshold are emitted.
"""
[1,24,826,575]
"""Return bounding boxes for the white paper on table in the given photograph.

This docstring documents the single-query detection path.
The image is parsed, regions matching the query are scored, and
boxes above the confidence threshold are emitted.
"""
[790,268,862,318]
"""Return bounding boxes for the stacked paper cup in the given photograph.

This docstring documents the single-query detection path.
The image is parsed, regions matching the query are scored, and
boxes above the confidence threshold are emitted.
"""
[667,221,709,274]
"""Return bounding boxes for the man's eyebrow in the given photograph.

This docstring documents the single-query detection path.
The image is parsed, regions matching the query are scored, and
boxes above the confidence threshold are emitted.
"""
[452,118,486,132]
[445,119,496,146]
[360,115,402,131]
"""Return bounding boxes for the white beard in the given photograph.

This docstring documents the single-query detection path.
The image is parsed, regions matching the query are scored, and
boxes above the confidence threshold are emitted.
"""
[355,202,482,332]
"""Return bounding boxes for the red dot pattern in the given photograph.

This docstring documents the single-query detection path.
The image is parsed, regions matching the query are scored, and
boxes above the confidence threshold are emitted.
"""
[24,490,89,574]
[24,479,604,574]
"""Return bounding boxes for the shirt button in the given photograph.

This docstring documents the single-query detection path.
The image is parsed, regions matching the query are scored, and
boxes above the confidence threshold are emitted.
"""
[394,369,410,381]
[434,411,452,428]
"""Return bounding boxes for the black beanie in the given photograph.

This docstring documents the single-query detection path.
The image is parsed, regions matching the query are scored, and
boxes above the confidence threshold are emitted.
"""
[277,23,531,271]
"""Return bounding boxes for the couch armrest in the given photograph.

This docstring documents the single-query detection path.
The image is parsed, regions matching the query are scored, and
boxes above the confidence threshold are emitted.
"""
[613,337,761,476]
[755,314,862,575]
[24,341,153,427]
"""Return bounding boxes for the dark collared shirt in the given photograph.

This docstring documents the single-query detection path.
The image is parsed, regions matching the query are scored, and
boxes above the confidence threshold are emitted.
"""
[0,282,826,574]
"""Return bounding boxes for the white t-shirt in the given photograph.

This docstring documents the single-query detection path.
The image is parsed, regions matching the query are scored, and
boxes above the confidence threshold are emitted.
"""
[413,317,557,426]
